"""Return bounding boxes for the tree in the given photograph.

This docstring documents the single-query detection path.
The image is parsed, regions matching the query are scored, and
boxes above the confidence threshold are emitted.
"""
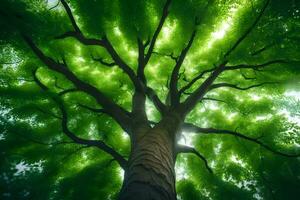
[0,0,300,199]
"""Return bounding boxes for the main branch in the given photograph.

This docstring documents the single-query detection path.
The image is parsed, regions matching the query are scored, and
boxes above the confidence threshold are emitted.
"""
[132,0,172,119]
[57,0,143,92]
[169,30,197,106]
[32,70,128,169]
[176,145,213,173]
[183,123,300,158]
[144,0,172,66]
[22,35,132,133]
[178,0,271,116]
[179,63,226,116]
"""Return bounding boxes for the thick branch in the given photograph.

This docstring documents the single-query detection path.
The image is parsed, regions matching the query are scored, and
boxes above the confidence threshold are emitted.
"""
[134,0,172,104]
[176,145,213,173]
[101,37,144,91]
[32,71,128,169]
[23,35,132,133]
[58,35,143,91]
[59,0,147,123]
[58,0,143,92]
[177,0,267,108]
[169,30,197,106]
[144,0,172,65]
[146,87,167,114]
[57,1,104,45]
[57,98,128,169]
[180,63,226,116]
[55,31,105,46]
[179,57,291,116]
[60,0,80,33]
[183,123,300,158]
[137,38,146,83]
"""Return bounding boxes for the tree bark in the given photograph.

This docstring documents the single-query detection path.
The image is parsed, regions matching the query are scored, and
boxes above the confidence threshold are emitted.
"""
[119,114,181,200]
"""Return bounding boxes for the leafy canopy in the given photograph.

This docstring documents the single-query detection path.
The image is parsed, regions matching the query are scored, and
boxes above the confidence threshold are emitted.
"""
[0,0,300,199]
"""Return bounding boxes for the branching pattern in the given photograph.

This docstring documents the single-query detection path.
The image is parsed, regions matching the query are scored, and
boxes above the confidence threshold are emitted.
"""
[16,0,300,181]
[183,122,300,158]
[32,69,128,169]
[176,145,213,173]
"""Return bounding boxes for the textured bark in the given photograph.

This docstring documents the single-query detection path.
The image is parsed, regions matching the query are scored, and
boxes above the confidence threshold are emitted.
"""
[119,114,181,200]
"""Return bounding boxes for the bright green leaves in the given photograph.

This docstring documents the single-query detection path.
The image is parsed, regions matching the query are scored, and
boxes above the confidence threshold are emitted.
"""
[1,0,300,199]
[70,0,117,37]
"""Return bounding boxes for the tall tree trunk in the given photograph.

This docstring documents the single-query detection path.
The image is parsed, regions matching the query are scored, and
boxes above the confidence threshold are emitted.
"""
[118,115,181,200]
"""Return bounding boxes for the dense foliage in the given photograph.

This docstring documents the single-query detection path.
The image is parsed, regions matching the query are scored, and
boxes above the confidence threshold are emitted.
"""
[0,0,300,199]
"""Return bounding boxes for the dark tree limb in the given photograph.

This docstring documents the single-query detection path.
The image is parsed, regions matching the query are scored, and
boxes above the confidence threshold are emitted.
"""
[132,0,172,116]
[57,98,128,169]
[202,97,227,104]
[60,0,81,33]
[179,62,227,116]
[179,0,271,115]
[57,0,143,92]
[178,66,216,96]
[55,0,105,45]
[178,57,290,117]
[209,82,277,91]
[132,39,148,121]
[137,38,146,83]
[49,0,60,10]
[23,35,132,133]
[179,57,291,116]
[176,145,213,173]
[223,0,271,58]
[169,30,197,106]
[144,0,172,66]
[183,122,300,158]
[146,87,167,114]
[55,31,105,46]
[32,71,128,169]
[130,39,149,123]
[101,37,144,92]
[169,30,197,102]
[181,0,272,110]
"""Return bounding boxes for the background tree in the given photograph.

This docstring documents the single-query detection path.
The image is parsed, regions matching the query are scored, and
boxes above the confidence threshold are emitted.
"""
[1,0,300,199]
